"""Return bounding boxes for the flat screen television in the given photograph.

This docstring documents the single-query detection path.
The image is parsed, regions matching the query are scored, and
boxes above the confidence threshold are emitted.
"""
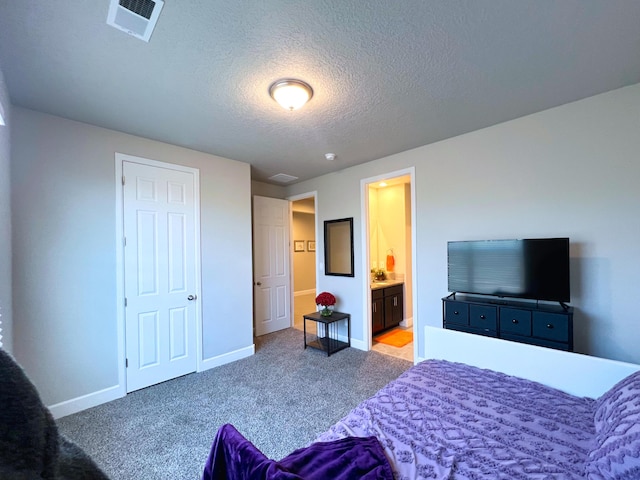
[447,238,570,303]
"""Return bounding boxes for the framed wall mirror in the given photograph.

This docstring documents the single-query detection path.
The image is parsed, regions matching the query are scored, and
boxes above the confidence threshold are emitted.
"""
[324,217,354,277]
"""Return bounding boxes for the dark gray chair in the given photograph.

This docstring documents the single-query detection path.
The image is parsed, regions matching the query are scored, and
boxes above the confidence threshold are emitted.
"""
[0,348,109,479]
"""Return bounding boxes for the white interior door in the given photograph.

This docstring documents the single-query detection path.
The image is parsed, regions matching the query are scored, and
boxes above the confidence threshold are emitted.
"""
[253,196,291,336]
[123,160,198,392]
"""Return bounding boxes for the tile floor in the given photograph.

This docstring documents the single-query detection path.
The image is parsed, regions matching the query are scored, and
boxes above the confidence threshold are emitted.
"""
[293,292,413,362]
[371,326,414,362]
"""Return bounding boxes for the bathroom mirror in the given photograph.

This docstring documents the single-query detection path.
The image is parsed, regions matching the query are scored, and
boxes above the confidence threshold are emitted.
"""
[324,217,354,277]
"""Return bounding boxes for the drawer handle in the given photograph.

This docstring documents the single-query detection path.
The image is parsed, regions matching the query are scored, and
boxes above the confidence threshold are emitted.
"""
[454,311,459,315]
[512,319,518,324]
[546,323,554,329]
[480,315,486,320]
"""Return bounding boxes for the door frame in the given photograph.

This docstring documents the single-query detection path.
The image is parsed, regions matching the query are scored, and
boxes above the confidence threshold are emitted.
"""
[115,153,203,394]
[286,191,319,324]
[360,167,418,360]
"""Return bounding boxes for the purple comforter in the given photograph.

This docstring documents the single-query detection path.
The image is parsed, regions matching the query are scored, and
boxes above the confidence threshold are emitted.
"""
[202,424,393,479]
[316,360,597,479]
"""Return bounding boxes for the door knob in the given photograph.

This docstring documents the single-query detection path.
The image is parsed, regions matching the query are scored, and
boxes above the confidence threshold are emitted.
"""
[187,294,197,301]
[256,281,262,286]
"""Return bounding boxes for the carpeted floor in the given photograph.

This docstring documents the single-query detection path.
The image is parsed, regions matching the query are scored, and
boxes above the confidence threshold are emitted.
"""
[57,327,412,480]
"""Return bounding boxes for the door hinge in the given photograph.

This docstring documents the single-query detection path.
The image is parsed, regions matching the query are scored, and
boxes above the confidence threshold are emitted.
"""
[126,358,128,368]
[122,175,125,185]
[123,236,127,247]
[124,297,128,307]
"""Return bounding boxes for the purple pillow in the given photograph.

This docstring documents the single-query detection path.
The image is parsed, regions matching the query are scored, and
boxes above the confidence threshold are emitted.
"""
[586,370,640,479]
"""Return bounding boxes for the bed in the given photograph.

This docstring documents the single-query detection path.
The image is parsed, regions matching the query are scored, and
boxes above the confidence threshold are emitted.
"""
[203,327,640,479]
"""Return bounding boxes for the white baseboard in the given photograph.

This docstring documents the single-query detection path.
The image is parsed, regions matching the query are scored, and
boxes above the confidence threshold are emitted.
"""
[49,344,255,419]
[199,343,255,371]
[350,337,367,351]
[49,384,125,419]
[294,289,316,297]
[400,316,413,328]
[313,324,355,350]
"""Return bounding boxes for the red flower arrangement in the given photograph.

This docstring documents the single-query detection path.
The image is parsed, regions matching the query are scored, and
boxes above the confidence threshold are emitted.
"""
[315,291,336,307]
[315,291,336,317]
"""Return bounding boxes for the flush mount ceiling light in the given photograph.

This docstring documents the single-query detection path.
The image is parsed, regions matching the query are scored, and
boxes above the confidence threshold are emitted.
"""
[269,79,313,111]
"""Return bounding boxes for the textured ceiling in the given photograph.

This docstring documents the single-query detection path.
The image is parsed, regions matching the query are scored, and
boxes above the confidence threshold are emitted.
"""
[1,1,639,184]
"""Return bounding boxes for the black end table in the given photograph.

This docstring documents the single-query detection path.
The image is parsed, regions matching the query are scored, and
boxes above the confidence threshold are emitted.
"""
[303,311,351,356]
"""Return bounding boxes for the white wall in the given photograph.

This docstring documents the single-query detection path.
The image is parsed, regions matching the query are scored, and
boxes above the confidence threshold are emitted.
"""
[0,62,11,352]
[286,84,640,364]
[11,108,254,408]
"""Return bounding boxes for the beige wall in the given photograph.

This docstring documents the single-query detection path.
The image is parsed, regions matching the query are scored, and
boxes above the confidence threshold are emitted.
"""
[376,184,407,277]
[292,212,316,292]
[252,180,286,199]
[403,183,413,323]
[368,182,414,322]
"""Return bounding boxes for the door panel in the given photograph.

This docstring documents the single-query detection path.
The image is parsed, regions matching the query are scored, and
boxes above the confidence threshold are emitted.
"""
[124,161,198,392]
[253,196,291,336]
[168,213,187,292]
[139,310,159,368]
[137,210,158,295]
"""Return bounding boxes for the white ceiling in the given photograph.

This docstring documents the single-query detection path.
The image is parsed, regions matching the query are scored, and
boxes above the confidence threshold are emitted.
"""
[1,1,639,185]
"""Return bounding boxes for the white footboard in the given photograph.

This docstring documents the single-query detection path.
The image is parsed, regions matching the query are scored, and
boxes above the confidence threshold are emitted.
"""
[424,326,639,398]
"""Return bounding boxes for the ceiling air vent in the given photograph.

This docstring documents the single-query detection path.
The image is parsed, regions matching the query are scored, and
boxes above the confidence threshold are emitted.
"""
[268,173,299,184]
[107,0,164,42]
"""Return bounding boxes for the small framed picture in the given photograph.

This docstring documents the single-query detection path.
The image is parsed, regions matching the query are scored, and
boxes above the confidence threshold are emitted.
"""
[307,241,316,252]
[294,240,305,252]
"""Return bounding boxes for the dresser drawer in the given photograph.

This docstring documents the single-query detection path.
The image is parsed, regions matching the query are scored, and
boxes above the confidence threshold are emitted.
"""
[500,332,570,351]
[442,295,573,352]
[469,304,497,331]
[499,307,531,336]
[444,301,469,326]
[533,312,569,343]
[445,323,498,338]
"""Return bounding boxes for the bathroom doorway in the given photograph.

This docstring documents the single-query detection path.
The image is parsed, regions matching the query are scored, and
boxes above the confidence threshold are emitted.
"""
[362,169,416,362]
[289,194,318,331]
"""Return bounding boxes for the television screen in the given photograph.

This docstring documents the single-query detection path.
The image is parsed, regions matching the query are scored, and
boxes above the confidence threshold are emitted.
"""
[447,238,570,302]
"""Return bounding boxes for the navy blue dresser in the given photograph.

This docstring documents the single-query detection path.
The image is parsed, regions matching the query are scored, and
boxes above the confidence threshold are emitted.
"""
[442,295,573,351]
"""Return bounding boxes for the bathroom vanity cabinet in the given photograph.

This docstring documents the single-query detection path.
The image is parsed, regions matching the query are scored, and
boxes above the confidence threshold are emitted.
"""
[372,283,404,335]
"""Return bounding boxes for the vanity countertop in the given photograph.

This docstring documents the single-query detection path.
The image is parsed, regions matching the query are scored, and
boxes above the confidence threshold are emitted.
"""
[370,280,404,290]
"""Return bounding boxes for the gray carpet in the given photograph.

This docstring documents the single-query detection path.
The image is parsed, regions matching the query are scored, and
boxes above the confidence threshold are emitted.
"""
[57,327,412,480]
